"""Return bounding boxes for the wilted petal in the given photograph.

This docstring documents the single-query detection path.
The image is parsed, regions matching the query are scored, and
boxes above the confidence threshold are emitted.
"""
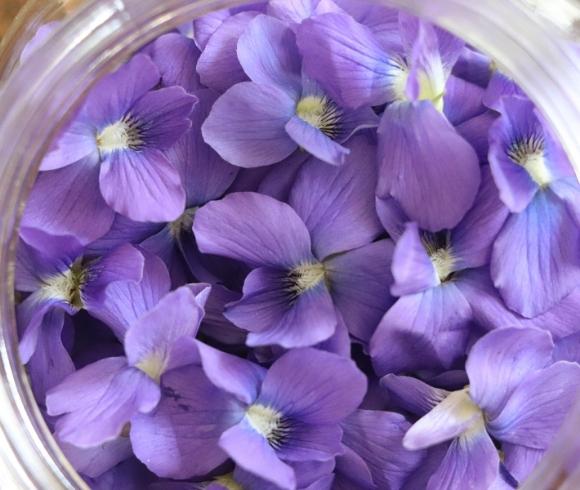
[99,149,185,223]
[466,327,553,420]
[489,362,580,449]
[289,137,382,258]
[194,192,313,268]
[377,101,481,232]
[202,82,297,168]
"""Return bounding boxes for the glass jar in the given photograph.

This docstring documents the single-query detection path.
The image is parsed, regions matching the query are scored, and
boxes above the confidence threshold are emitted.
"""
[0,0,578,488]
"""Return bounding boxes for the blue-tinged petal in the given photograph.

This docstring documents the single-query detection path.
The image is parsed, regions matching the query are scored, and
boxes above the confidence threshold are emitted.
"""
[426,430,499,490]
[491,189,580,317]
[381,374,449,417]
[289,136,382,258]
[391,222,439,297]
[489,362,580,449]
[370,284,472,375]
[297,13,403,109]
[342,410,423,489]
[194,192,313,269]
[196,12,258,92]
[202,82,297,168]
[452,166,509,270]
[404,389,483,450]
[21,158,115,246]
[225,268,337,348]
[131,365,244,479]
[238,15,302,95]
[285,116,350,166]
[324,240,395,343]
[466,327,554,420]
[377,101,481,232]
[99,149,186,223]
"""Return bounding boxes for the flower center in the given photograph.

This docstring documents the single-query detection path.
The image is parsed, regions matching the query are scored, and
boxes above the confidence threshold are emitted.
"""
[169,207,197,239]
[135,352,166,384]
[287,262,326,296]
[246,404,289,449]
[430,248,456,283]
[296,95,342,139]
[507,135,552,186]
[41,260,87,309]
[214,474,242,490]
[97,116,142,153]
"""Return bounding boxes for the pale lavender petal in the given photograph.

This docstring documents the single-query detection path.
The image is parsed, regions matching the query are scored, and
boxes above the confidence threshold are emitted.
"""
[195,340,266,405]
[99,149,185,223]
[324,240,395,342]
[426,431,499,490]
[381,374,449,417]
[554,332,580,363]
[451,166,509,269]
[491,189,580,317]
[289,136,382,258]
[196,12,258,92]
[237,15,302,94]
[466,327,554,419]
[202,82,297,168]
[194,192,313,268]
[489,361,580,449]
[147,33,202,91]
[257,348,366,423]
[370,285,472,375]
[443,76,485,126]
[40,120,97,171]
[226,268,337,348]
[391,222,439,297]
[60,436,132,479]
[503,443,544,483]
[220,421,296,490]
[267,0,328,25]
[193,10,230,50]
[131,365,243,479]
[90,458,155,490]
[297,13,401,109]
[285,116,350,166]
[22,158,115,246]
[377,101,481,232]
[258,152,309,202]
[482,71,526,111]
[343,410,423,489]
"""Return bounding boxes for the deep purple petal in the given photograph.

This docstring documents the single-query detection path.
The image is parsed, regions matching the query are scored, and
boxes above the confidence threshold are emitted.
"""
[391,222,439,297]
[491,189,580,317]
[226,268,337,348]
[202,82,297,168]
[377,101,481,232]
[196,12,258,92]
[426,431,499,490]
[194,192,313,268]
[342,410,423,489]
[370,285,472,375]
[22,158,115,246]
[380,374,449,417]
[147,33,202,91]
[333,445,375,490]
[289,136,382,258]
[258,348,367,424]
[276,422,343,462]
[99,149,185,223]
[196,340,266,405]
[238,15,302,94]
[297,13,401,109]
[489,361,580,449]
[451,166,509,270]
[131,365,242,479]
[325,240,395,342]
[452,47,493,88]
[466,327,554,419]
[220,420,296,490]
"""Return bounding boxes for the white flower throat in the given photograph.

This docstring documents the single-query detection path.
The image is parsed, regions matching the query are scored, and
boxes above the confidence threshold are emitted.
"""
[286,262,326,297]
[41,260,88,308]
[507,134,552,187]
[296,95,343,139]
[97,115,143,153]
[422,233,456,283]
[246,404,290,449]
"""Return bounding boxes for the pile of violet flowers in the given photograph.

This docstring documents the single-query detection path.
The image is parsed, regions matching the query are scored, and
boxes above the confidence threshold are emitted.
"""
[16,1,580,489]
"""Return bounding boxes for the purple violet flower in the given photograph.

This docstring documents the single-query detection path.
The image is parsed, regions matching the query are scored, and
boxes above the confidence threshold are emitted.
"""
[21,54,197,247]
[202,14,378,168]
[194,136,394,346]
[384,328,580,488]
[488,96,580,317]
[130,343,366,489]
[45,285,210,447]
